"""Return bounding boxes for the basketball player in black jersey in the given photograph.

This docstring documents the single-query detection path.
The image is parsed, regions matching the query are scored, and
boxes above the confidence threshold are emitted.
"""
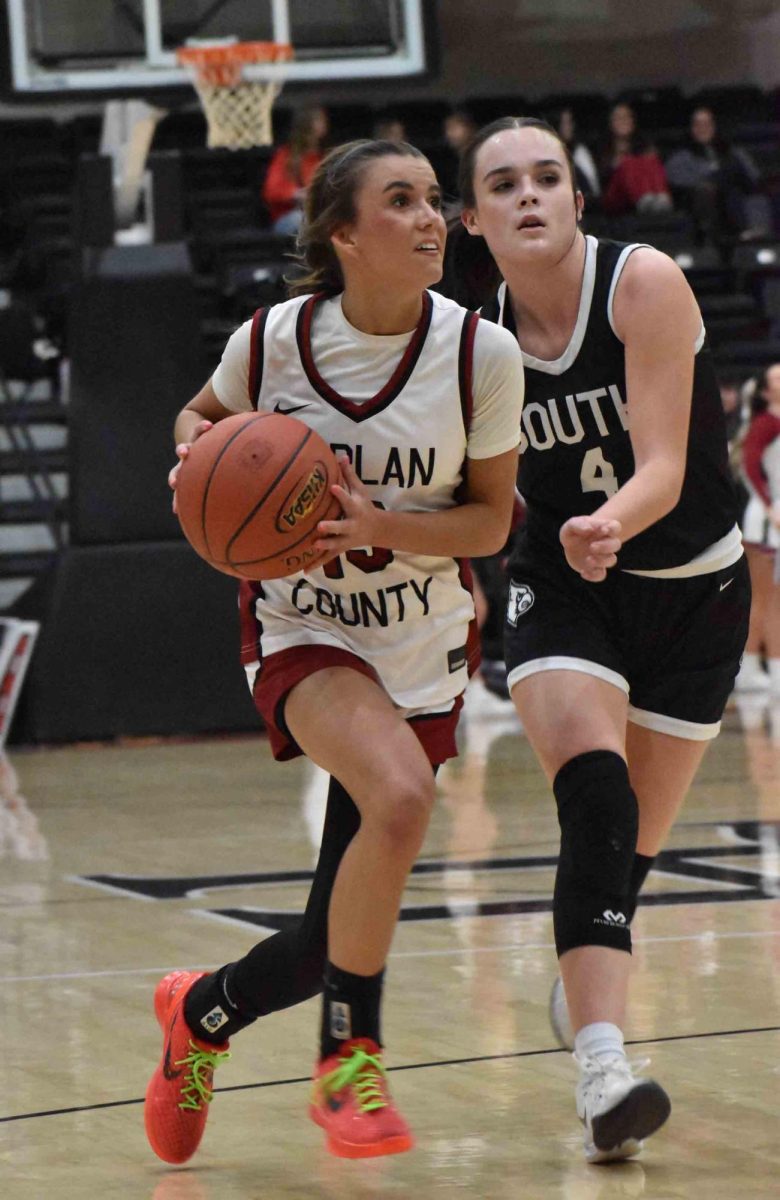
[457,117,750,1163]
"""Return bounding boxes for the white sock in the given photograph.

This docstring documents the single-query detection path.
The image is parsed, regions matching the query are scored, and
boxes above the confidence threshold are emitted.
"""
[741,652,764,675]
[575,1021,625,1063]
[768,658,780,692]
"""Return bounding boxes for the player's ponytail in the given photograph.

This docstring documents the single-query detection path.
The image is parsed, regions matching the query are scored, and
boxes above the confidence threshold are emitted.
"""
[287,139,429,297]
[439,216,501,310]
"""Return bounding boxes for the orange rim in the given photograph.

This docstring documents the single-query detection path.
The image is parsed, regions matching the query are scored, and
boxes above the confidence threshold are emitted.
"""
[176,42,293,87]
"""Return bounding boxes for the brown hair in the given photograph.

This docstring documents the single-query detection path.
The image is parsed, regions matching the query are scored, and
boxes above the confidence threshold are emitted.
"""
[458,116,579,207]
[443,116,579,309]
[287,138,429,297]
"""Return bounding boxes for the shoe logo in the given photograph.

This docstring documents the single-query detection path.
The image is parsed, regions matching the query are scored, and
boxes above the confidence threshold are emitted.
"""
[600,909,627,925]
[162,1015,183,1080]
[273,401,311,415]
[719,578,734,591]
[507,581,534,626]
[201,1005,229,1033]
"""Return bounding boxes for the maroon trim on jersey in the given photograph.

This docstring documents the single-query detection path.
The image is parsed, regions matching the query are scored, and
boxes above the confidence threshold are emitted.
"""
[239,580,266,666]
[406,692,464,766]
[458,310,479,437]
[251,644,379,760]
[252,642,463,765]
[248,308,270,410]
[295,290,434,423]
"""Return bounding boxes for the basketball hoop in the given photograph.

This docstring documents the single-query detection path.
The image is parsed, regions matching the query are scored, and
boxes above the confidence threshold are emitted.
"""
[176,41,294,151]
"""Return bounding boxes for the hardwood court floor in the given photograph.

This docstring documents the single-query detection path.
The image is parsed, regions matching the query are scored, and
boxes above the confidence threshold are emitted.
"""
[2,683,779,1199]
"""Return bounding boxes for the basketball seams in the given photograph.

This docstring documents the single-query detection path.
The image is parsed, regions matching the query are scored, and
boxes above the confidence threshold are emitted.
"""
[198,412,273,561]
[221,425,313,565]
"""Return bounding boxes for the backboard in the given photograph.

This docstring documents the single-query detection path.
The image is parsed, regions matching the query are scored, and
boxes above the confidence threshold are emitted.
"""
[5,0,429,93]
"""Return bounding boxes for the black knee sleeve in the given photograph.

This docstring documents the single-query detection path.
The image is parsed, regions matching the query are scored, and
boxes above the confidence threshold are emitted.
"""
[552,749,639,957]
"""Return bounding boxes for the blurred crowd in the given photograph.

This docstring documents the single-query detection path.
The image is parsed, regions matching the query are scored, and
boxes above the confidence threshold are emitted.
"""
[262,96,776,246]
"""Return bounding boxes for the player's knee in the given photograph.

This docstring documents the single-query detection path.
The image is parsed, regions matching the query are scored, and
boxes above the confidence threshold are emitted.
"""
[552,749,639,957]
[370,770,435,853]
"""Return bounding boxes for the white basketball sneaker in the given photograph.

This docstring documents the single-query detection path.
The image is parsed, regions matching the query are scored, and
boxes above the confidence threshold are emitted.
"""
[575,1053,671,1163]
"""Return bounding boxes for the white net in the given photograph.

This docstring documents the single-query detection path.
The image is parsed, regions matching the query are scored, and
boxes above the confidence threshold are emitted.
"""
[192,76,283,149]
[178,43,292,151]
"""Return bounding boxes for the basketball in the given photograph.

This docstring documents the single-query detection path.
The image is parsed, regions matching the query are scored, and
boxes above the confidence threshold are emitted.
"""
[176,412,342,579]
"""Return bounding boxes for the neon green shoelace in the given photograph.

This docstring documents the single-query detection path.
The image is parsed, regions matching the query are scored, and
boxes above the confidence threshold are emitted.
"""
[322,1047,388,1113]
[176,1041,231,1111]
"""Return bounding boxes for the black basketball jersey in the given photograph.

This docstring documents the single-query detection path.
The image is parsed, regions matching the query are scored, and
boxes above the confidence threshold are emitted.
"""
[481,236,739,571]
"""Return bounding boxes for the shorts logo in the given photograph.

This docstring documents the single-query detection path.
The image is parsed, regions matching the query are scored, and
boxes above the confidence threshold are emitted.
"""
[507,582,535,626]
[201,1006,230,1033]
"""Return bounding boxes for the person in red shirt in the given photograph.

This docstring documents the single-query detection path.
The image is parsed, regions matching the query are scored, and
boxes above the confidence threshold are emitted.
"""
[738,363,780,691]
[262,105,330,234]
[597,101,672,216]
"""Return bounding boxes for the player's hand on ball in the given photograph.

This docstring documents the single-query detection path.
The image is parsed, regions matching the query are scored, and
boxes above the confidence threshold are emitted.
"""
[314,457,382,556]
[168,420,213,512]
[560,516,622,582]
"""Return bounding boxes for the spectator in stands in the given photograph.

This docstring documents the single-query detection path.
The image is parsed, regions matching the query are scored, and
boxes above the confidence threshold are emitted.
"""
[372,113,406,144]
[444,108,478,157]
[552,106,600,198]
[720,372,750,528]
[736,364,780,692]
[437,107,478,201]
[665,106,771,244]
[597,101,672,216]
[262,105,330,235]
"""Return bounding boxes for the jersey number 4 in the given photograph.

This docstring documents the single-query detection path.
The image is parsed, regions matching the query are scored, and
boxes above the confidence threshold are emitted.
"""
[580,447,618,499]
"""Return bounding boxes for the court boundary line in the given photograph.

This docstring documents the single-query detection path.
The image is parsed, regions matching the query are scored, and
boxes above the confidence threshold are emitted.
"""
[3,1023,778,1124]
[3,927,780,983]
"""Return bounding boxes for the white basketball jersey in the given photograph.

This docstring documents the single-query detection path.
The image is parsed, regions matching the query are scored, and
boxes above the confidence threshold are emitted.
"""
[240,289,482,709]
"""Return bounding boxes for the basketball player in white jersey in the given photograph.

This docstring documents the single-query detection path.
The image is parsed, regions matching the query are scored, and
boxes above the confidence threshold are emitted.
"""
[456,118,749,1163]
[144,138,524,1166]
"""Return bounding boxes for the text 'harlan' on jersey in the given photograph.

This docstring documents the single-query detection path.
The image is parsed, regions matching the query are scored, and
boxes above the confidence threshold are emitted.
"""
[329,443,436,488]
[519,384,628,453]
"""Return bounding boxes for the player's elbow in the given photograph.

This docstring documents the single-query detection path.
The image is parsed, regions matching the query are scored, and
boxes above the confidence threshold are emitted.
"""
[655,462,686,519]
[479,508,512,556]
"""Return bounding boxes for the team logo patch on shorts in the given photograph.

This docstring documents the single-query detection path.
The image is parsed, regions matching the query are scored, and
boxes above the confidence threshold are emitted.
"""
[507,581,535,626]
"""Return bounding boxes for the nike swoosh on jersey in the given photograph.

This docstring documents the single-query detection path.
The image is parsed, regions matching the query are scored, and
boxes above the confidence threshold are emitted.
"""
[273,402,311,415]
[719,578,734,591]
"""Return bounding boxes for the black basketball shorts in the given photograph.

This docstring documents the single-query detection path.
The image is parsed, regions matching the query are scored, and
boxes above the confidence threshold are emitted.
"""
[504,545,751,740]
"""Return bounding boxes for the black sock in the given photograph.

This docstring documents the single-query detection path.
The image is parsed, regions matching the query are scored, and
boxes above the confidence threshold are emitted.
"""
[183,777,361,1043]
[320,961,384,1060]
[627,852,656,923]
[184,964,254,1044]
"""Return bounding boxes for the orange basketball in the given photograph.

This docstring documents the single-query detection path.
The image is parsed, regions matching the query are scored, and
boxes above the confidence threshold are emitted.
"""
[176,412,342,580]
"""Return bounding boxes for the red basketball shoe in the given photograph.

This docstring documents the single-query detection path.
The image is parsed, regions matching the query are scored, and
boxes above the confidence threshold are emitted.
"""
[144,970,230,1164]
[310,1038,414,1159]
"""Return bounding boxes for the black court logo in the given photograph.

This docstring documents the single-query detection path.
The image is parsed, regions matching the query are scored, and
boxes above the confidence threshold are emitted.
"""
[507,581,535,626]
